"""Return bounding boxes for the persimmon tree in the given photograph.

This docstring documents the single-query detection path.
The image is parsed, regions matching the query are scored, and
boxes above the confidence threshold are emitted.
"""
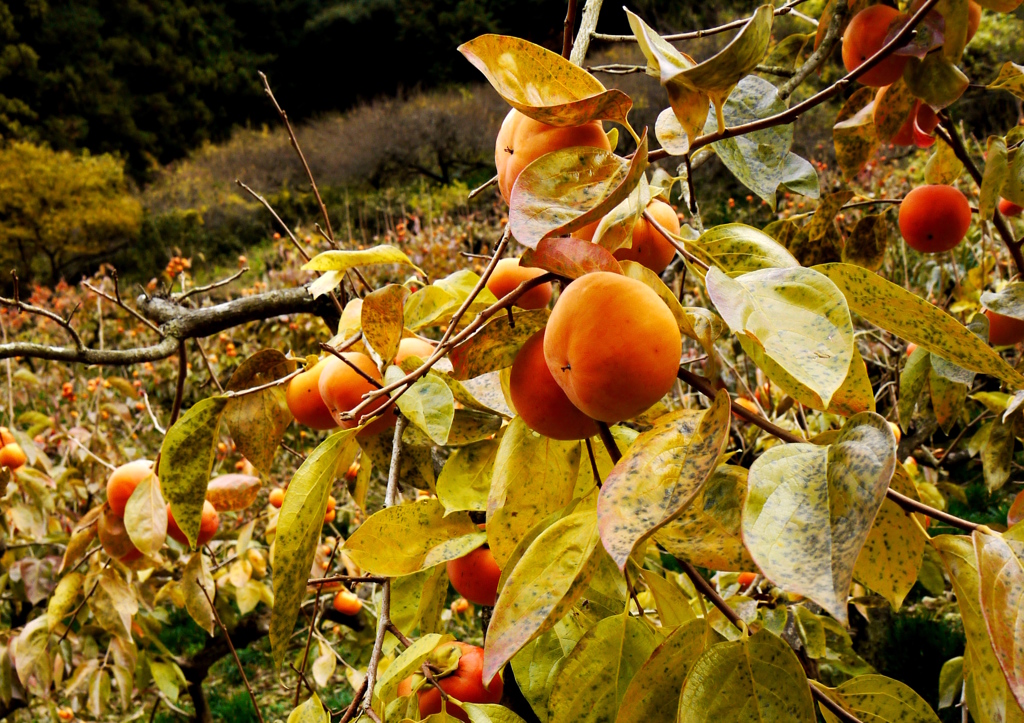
[2,1,1024,723]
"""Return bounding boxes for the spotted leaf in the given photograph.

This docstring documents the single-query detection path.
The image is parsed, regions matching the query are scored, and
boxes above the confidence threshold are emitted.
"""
[677,629,816,722]
[833,88,879,180]
[989,62,1024,101]
[361,284,410,367]
[449,309,549,381]
[693,223,799,279]
[976,527,1024,711]
[706,265,855,409]
[813,675,941,723]
[303,245,425,298]
[742,412,896,624]
[817,263,1024,388]
[520,236,623,278]
[598,392,730,570]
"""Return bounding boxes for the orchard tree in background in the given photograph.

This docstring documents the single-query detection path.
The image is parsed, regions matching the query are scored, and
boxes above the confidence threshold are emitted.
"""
[2,0,1024,722]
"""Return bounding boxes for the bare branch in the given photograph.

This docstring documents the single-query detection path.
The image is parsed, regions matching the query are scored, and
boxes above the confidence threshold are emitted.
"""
[590,0,807,43]
[176,267,249,302]
[779,0,848,99]
[562,0,579,59]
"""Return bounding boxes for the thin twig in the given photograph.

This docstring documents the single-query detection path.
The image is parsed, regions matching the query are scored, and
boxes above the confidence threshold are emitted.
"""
[590,0,806,42]
[468,175,499,200]
[176,267,249,302]
[82,280,163,336]
[196,576,266,723]
[319,342,383,389]
[168,341,187,427]
[259,71,336,246]
[236,180,312,262]
[193,339,224,393]
[562,0,579,58]
[778,0,848,99]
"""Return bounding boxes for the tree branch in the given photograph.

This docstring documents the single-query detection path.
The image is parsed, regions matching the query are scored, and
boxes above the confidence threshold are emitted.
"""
[590,0,807,42]
[562,0,578,59]
[778,0,848,99]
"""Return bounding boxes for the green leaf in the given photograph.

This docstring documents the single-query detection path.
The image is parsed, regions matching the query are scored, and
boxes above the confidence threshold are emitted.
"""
[938,656,964,708]
[47,571,84,632]
[641,569,696,626]
[678,629,816,722]
[509,132,648,249]
[982,283,1024,320]
[591,177,651,254]
[814,674,942,723]
[853,465,927,609]
[159,396,228,549]
[124,471,166,557]
[374,633,447,705]
[437,437,501,514]
[833,88,879,180]
[924,138,964,185]
[224,349,294,478]
[976,528,1024,711]
[983,414,1016,491]
[816,263,1024,389]
[484,504,602,682]
[795,607,826,658]
[520,236,623,278]
[389,566,449,642]
[287,693,329,723]
[463,703,531,723]
[1007,145,1024,208]
[487,417,582,566]
[616,620,714,723]
[90,569,137,641]
[872,79,916,143]
[511,609,591,722]
[742,413,896,623]
[361,284,410,367]
[182,552,215,636]
[344,498,485,576]
[989,62,1024,101]
[700,76,819,209]
[270,430,359,668]
[598,392,731,570]
[548,612,659,723]
[405,285,461,331]
[929,365,968,435]
[904,53,969,109]
[655,465,756,572]
[899,346,931,430]
[841,213,888,272]
[303,245,425,298]
[706,266,854,409]
[981,136,1010,221]
[450,309,549,381]
[457,35,632,127]
[11,616,50,696]
[932,534,1024,723]
[383,368,453,446]
[693,223,799,278]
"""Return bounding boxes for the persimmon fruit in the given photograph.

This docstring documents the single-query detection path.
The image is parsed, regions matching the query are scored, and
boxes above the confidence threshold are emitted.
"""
[842,5,908,87]
[98,507,142,562]
[106,459,155,517]
[317,352,395,436]
[395,337,436,363]
[0,426,14,446]
[509,329,597,440]
[485,257,553,309]
[737,571,758,587]
[985,309,1024,346]
[1000,198,1024,217]
[544,272,682,423]
[269,488,285,508]
[0,442,26,470]
[495,109,611,203]
[397,642,503,722]
[286,358,339,431]
[446,545,502,607]
[898,185,972,253]
[167,500,220,547]
[612,199,681,273]
[332,589,362,615]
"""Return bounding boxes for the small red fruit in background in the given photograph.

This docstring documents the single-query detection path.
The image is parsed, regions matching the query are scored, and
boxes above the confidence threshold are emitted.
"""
[447,546,502,607]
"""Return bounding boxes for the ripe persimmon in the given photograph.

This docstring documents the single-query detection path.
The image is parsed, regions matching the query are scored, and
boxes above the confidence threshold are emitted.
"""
[106,459,155,517]
[1000,198,1023,217]
[269,488,285,508]
[395,337,436,364]
[98,507,142,561]
[495,109,611,203]
[324,508,337,524]
[0,426,14,446]
[875,86,937,148]
[0,442,26,470]
[906,342,918,356]
[167,500,220,547]
[317,352,395,436]
[544,272,682,422]
[898,185,972,253]
[333,589,362,615]
[446,545,502,607]
[397,642,503,722]
[286,358,339,431]
[509,329,598,440]
[613,199,681,274]
[985,310,1024,346]
[737,571,758,587]
[485,257,553,309]
[842,6,908,87]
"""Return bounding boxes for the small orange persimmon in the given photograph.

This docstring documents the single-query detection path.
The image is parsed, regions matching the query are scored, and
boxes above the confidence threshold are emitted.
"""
[1000,198,1023,217]
[0,426,15,446]
[509,329,597,440]
[167,500,220,547]
[98,507,142,561]
[333,589,362,615]
[447,546,502,607]
[485,258,553,309]
[324,508,337,524]
[737,571,758,587]
[612,199,681,273]
[317,353,395,437]
[286,358,339,431]
[0,442,26,470]
[395,337,436,364]
[985,309,1024,346]
[898,185,972,253]
[269,488,285,508]
[544,272,682,423]
[842,5,908,87]
[106,459,155,517]
[495,109,611,203]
